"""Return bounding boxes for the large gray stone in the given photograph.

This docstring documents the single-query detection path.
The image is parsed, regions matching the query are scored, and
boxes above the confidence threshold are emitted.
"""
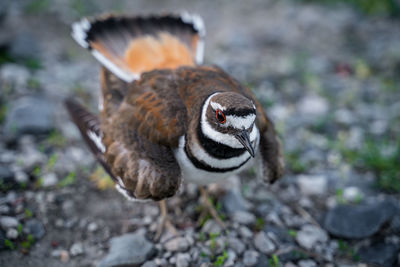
[99,232,155,267]
[324,200,397,239]
[358,242,399,267]
[4,96,54,140]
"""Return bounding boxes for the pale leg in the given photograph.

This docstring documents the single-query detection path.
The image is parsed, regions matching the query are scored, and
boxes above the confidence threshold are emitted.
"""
[199,186,226,228]
[154,199,178,241]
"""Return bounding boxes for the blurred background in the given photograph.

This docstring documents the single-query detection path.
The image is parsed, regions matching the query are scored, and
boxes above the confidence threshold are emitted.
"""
[0,0,399,266]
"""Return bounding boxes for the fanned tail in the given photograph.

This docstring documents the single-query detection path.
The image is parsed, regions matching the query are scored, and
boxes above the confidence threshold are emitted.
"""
[72,13,205,82]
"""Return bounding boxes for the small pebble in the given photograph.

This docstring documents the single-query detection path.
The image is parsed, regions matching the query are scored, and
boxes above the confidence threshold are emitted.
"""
[70,242,84,256]
[239,226,253,239]
[232,211,256,225]
[87,222,98,232]
[254,231,276,254]
[176,253,191,267]
[60,250,70,263]
[6,228,18,239]
[0,216,19,229]
[164,237,189,252]
[243,250,259,266]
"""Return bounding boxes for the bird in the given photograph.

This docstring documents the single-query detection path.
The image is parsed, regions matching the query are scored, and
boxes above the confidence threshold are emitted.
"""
[66,13,284,239]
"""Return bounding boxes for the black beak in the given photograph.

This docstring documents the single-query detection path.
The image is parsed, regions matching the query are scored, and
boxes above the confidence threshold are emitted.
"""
[235,130,255,158]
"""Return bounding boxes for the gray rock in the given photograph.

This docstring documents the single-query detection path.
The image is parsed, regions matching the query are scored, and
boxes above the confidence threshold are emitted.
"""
[164,237,189,252]
[224,250,237,267]
[232,211,256,225]
[176,253,191,267]
[298,259,317,267]
[70,242,84,256]
[222,190,251,214]
[390,214,400,234]
[0,205,10,214]
[41,173,58,187]
[324,200,397,239]
[296,225,328,250]
[342,186,363,202]
[254,254,269,267]
[0,64,30,88]
[254,232,276,254]
[142,261,159,267]
[238,226,253,239]
[6,228,18,239]
[243,250,259,267]
[4,96,54,140]
[0,165,16,189]
[24,219,45,240]
[14,171,28,184]
[265,226,295,245]
[87,222,98,232]
[9,32,40,60]
[0,230,5,250]
[297,174,327,196]
[17,147,46,170]
[201,219,223,234]
[228,236,246,254]
[0,216,19,229]
[298,95,329,118]
[99,232,154,267]
[358,242,399,267]
[142,261,157,267]
[154,258,168,266]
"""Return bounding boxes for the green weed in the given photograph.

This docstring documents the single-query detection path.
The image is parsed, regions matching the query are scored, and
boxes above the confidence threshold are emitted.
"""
[269,254,280,267]
[214,250,228,267]
[335,136,400,192]
[4,239,15,250]
[25,0,51,14]
[288,229,297,238]
[58,171,76,187]
[46,130,67,148]
[300,0,400,17]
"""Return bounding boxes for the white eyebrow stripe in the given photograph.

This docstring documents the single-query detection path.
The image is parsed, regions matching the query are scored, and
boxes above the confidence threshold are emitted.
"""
[225,114,256,129]
[210,101,226,111]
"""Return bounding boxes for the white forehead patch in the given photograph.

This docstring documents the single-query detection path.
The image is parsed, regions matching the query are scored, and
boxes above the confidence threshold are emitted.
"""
[210,101,225,111]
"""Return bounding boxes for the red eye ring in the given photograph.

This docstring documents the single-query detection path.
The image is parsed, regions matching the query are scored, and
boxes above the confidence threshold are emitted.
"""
[216,109,226,124]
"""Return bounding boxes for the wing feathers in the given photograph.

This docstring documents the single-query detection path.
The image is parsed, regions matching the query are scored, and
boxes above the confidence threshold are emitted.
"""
[64,98,118,182]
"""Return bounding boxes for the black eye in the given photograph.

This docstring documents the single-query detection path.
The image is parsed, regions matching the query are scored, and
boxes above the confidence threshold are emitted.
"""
[216,109,226,124]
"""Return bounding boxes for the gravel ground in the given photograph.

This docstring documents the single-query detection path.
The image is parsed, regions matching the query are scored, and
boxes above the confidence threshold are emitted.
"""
[1,0,400,266]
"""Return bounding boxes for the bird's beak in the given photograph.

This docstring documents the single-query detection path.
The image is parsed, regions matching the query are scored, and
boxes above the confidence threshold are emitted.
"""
[235,130,255,157]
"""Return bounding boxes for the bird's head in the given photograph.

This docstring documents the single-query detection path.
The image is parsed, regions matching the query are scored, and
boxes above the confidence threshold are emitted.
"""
[201,92,258,157]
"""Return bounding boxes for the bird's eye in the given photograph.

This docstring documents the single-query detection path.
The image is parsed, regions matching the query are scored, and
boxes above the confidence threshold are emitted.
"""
[216,109,226,124]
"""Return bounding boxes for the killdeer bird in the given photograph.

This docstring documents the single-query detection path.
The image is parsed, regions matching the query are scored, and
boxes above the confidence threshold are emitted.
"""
[66,13,284,238]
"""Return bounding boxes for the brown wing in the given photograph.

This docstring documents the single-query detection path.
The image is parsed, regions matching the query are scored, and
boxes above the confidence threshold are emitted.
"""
[99,68,185,201]
[205,66,284,183]
[102,102,182,201]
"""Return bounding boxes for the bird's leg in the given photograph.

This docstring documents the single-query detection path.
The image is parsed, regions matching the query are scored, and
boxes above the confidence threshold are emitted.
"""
[154,199,178,241]
[199,186,226,228]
